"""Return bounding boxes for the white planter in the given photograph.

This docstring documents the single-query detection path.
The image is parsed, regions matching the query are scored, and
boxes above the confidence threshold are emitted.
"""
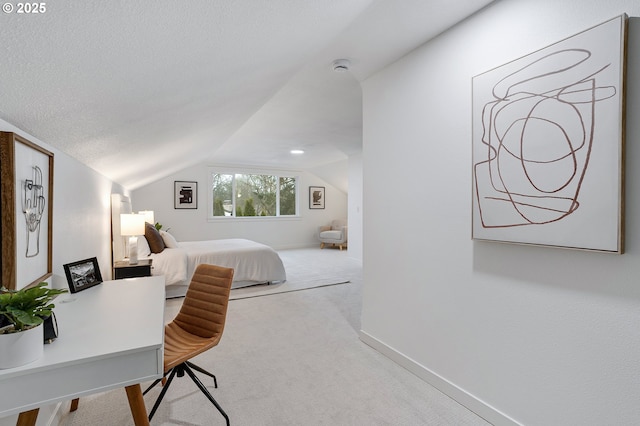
[0,324,43,369]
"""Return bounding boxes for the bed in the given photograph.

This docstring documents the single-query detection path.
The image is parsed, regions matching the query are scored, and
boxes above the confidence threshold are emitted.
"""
[110,194,286,298]
[143,237,286,297]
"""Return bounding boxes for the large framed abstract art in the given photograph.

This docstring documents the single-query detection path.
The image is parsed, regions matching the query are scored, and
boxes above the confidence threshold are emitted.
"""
[0,132,54,289]
[472,15,627,253]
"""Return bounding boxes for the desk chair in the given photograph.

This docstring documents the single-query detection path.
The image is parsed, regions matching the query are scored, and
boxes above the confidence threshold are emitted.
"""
[144,263,234,425]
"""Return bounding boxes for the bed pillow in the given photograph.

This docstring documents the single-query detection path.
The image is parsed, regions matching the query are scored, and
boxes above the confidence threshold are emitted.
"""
[145,222,165,253]
[137,235,151,257]
[160,230,179,248]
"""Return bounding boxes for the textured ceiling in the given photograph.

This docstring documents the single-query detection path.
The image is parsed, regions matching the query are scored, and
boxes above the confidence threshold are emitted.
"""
[0,0,493,190]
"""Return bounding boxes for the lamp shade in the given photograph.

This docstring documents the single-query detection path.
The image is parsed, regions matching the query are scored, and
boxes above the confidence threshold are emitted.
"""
[138,210,155,224]
[120,214,145,236]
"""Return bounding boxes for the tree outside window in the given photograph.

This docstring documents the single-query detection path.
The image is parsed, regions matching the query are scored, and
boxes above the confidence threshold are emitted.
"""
[212,174,232,216]
[279,177,296,216]
[211,171,297,217]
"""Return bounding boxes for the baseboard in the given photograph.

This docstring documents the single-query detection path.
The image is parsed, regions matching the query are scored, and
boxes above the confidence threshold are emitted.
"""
[359,330,522,426]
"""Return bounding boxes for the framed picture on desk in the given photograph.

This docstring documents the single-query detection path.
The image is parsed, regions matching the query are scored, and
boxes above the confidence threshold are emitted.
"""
[63,257,103,293]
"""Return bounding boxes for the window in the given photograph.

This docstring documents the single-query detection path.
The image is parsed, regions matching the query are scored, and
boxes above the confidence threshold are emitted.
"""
[210,170,298,218]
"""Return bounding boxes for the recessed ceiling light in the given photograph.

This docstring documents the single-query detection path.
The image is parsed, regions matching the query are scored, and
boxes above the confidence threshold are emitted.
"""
[290,149,305,155]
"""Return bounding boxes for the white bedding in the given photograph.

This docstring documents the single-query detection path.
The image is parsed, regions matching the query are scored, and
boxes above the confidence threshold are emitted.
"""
[148,238,287,291]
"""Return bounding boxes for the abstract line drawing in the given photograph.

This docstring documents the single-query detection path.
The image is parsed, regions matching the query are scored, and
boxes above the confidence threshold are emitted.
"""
[472,15,625,252]
[1,131,54,290]
[474,49,615,227]
[23,166,46,257]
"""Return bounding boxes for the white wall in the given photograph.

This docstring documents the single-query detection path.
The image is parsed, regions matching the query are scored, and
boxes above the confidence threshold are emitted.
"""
[361,1,640,425]
[0,120,126,424]
[347,153,363,261]
[131,164,347,250]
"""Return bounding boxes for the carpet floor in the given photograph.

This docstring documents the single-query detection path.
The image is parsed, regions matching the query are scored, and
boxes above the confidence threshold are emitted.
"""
[229,248,352,300]
[58,248,491,426]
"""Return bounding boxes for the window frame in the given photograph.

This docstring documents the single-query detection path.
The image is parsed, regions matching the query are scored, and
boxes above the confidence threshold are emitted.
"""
[207,167,300,220]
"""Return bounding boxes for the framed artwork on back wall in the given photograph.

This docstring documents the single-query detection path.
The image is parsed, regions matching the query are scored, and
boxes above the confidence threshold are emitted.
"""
[309,186,325,209]
[175,181,197,209]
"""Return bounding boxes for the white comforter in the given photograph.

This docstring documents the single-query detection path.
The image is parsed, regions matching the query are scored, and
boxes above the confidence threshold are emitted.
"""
[149,238,286,288]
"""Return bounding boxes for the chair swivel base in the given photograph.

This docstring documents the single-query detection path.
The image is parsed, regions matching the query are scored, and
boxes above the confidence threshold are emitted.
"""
[143,362,229,425]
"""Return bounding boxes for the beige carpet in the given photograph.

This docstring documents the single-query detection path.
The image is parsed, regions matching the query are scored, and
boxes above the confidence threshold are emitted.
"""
[229,248,351,300]
[230,278,350,300]
[57,248,491,426]
[167,248,352,300]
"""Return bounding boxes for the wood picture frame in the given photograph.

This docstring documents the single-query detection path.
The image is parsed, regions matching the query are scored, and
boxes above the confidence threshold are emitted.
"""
[309,186,325,209]
[174,181,197,209]
[0,132,54,290]
[63,257,103,293]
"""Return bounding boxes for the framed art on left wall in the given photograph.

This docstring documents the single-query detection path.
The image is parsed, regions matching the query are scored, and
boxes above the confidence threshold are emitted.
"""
[0,132,54,290]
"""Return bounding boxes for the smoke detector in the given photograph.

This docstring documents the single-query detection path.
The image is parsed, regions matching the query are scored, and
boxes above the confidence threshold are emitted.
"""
[331,59,351,73]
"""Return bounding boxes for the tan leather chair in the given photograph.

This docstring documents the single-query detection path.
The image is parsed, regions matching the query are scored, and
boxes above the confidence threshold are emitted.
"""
[144,263,234,425]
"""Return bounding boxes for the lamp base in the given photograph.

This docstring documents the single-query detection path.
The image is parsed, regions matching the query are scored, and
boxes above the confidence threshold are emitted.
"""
[128,236,139,265]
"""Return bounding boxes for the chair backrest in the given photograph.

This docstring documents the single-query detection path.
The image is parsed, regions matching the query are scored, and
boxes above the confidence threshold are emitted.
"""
[331,219,347,230]
[173,264,234,340]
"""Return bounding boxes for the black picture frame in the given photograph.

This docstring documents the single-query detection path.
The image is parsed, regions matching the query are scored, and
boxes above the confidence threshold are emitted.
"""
[63,257,103,293]
[309,186,325,209]
[174,181,197,209]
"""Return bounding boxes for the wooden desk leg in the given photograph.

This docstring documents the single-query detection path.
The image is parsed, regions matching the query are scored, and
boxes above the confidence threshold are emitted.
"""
[70,398,80,412]
[125,384,150,426]
[16,408,39,426]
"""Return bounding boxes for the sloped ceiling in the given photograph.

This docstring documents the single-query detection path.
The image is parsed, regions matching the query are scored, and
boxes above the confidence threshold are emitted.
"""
[0,0,493,191]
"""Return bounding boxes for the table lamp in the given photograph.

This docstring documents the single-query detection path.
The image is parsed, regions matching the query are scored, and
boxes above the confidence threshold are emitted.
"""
[139,210,155,226]
[120,213,146,264]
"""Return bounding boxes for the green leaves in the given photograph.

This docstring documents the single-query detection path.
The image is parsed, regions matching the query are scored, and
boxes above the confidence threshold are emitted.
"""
[0,282,67,333]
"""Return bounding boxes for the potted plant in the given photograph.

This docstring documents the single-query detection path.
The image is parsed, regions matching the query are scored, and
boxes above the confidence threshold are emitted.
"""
[154,222,170,232]
[0,282,67,369]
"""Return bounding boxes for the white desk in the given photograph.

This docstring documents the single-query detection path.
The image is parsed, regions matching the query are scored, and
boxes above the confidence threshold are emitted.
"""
[0,277,165,426]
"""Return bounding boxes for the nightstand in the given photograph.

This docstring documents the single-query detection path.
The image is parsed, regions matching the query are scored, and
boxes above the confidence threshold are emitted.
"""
[113,258,153,279]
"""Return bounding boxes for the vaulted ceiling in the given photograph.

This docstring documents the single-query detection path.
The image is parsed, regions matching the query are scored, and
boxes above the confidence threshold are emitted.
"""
[0,0,493,191]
